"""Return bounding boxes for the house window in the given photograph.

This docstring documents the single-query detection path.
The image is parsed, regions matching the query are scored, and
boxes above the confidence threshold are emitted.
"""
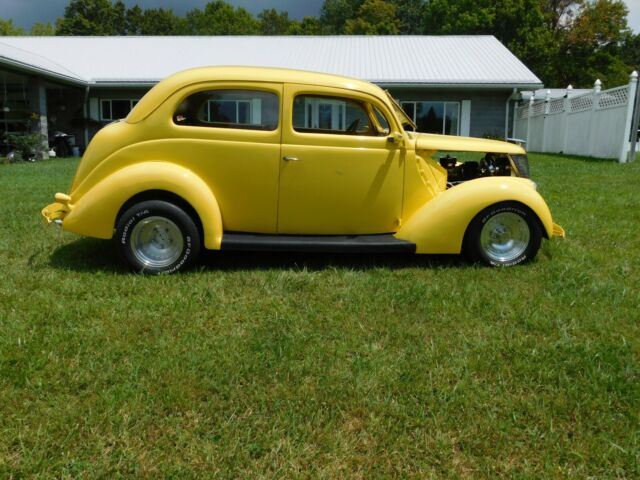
[100,99,139,121]
[293,95,375,135]
[173,89,279,131]
[401,101,460,135]
[207,99,251,125]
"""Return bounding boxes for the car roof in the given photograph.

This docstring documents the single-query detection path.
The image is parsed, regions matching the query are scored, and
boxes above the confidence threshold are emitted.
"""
[127,66,387,123]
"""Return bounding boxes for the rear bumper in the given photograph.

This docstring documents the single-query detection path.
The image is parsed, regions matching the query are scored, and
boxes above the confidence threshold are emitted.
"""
[42,193,71,226]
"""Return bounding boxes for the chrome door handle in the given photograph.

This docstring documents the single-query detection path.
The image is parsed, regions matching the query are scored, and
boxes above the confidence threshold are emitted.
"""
[283,156,300,162]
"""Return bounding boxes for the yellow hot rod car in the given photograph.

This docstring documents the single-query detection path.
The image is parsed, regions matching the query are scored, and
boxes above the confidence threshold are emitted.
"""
[42,66,564,273]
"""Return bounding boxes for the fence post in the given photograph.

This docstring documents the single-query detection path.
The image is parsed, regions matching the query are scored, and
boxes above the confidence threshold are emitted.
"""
[540,89,551,152]
[628,72,640,162]
[526,94,534,147]
[587,79,601,157]
[561,85,572,154]
[620,71,638,163]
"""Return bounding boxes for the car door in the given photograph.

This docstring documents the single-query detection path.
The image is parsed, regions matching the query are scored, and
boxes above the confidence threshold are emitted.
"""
[167,82,283,233]
[277,84,405,235]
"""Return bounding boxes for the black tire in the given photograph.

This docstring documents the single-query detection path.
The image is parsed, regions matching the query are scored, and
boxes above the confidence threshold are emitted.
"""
[464,201,542,267]
[115,200,201,274]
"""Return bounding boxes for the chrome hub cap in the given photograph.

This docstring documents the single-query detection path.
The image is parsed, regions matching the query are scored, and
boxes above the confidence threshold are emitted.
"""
[480,212,530,263]
[130,216,184,268]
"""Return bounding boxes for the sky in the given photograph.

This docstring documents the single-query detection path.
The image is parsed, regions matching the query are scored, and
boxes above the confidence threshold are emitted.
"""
[0,0,639,32]
[628,0,640,32]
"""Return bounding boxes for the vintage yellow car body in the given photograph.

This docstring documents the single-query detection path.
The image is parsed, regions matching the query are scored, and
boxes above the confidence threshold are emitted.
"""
[43,66,564,272]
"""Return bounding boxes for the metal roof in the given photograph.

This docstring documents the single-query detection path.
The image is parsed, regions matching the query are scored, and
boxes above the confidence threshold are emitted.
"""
[0,36,542,89]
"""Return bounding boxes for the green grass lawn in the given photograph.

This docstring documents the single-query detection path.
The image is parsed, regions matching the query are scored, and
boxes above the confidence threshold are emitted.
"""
[1,154,639,478]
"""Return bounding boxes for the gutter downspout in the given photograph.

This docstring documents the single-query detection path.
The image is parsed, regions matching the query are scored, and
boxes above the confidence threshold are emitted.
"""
[83,85,90,151]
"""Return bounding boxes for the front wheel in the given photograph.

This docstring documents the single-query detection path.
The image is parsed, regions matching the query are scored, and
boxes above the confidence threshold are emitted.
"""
[116,200,201,274]
[464,202,542,267]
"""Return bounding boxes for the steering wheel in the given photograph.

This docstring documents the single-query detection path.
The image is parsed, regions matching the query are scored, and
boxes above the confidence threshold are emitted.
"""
[346,118,360,133]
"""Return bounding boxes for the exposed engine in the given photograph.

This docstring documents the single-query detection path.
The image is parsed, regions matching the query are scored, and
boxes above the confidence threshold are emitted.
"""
[440,153,530,188]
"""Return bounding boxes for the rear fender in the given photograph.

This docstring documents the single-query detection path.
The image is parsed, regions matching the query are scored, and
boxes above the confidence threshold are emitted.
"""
[63,162,223,249]
[396,177,554,254]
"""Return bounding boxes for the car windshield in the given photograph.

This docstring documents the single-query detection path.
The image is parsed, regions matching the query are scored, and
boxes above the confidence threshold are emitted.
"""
[384,90,416,131]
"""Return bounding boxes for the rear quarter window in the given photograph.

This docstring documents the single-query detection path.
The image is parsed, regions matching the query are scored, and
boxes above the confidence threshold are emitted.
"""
[174,89,279,131]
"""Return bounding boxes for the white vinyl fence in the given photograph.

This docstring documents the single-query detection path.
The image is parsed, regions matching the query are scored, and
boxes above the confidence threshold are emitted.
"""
[514,71,638,163]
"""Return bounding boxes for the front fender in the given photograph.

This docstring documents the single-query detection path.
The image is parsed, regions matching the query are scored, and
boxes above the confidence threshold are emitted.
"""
[396,177,554,254]
[62,162,223,250]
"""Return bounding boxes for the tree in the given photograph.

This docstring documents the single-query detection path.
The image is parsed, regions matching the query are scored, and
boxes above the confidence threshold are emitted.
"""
[125,5,143,35]
[56,0,183,36]
[320,0,363,33]
[560,0,631,86]
[30,23,56,36]
[138,8,184,35]
[621,32,640,74]
[392,0,426,34]
[421,0,562,84]
[258,9,292,35]
[289,16,324,35]
[0,19,25,35]
[345,0,401,34]
[56,0,119,35]
[540,0,583,32]
[112,0,127,35]
[185,1,259,35]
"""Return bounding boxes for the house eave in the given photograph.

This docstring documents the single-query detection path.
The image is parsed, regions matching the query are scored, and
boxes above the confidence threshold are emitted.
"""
[90,79,160,88]
[0,56,86,86]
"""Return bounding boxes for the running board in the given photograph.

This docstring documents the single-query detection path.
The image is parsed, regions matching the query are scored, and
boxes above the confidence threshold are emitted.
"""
[221,233,416,254]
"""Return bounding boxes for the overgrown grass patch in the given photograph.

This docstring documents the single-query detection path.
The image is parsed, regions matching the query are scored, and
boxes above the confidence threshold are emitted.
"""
[0,154,638,478]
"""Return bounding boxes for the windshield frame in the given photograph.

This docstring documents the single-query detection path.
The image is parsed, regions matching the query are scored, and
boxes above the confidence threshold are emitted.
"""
[384,90,417,131]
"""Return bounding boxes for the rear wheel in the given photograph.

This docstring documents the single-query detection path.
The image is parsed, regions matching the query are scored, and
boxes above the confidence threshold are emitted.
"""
[464,202,542,267]
[116,200,201,274]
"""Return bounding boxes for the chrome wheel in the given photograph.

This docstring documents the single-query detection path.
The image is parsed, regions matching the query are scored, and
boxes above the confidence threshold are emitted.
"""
[129,216,184,269]
[479,212,530,264]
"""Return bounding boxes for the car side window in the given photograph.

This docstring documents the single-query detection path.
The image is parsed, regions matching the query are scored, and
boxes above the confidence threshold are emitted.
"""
[174,89,279,131]
[373,106,390,135]
[293,95,376,136]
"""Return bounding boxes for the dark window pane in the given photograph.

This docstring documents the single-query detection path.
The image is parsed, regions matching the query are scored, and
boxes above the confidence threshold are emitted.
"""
[210,100,236,123]
[306,104,312,128]
[444,103,459,135]
[111,100,132,119]
[318,104,332,129]
[403,101,460,135]
[238,101,250,124]
[416,102,444,134]
[401,102,415,122]
[101,100,111,120]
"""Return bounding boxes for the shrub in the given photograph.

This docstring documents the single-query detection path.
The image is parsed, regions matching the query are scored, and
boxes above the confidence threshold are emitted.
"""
[7,133,45,162]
